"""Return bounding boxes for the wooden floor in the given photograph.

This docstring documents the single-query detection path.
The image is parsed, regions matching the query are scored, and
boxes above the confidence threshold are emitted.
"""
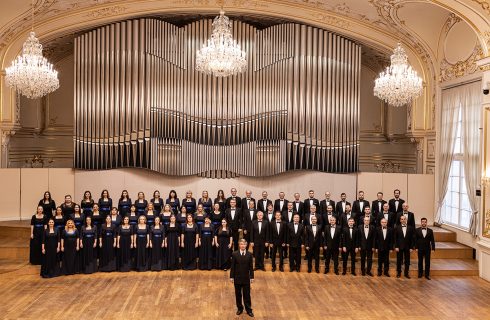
[0,265,489,320]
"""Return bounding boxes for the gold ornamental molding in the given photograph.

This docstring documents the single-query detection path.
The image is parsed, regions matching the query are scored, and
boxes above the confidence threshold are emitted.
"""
[472,0,490,16]
[85,5,128,18]
[440,44,484,82]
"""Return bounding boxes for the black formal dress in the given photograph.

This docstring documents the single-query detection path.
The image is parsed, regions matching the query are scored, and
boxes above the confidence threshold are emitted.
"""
[286,222,304,272]
[251,220,269,269]
[182,224,198,270]
[358,224,376,275]
[305,224,322,272]
[151,198,164,214]
[53,215,65,236]
[198,198,213,215]
[98,198,112,220]
[150,226,165,271]
[230,250,254,314]
[30,214,46,265]
[145,212,157,228]
[91,213,104,237]
[182,198,197,214]
[61,229,79,275]
[176,214,187,230]
[70,213,84,235]
[117,225,133,272]
[165,224,180,270]
[210,211,223,233]
[214,198,226,213]
[118,198,132,217]
[61,203,75,219]
[415,227,436,277]
[324,224,342,273]
[38,199,56,217]
[134,200,148,216]
[166,198,180,214]
[81,226,97,274]
[160,213,172,229]
[215,228,232,270]
[128,213,138,231]
[195,214,206,231]
[40,228,60,278]
[80,200,94,217]
[394,224,415,277]
[375,226,393,276]
[199,225,214,270]
[99,224,116,272]
[135,226,149,271]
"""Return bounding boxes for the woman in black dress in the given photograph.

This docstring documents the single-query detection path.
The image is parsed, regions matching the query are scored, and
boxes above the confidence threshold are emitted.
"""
[199,190,213,215]
[117,216,133,272]
[128,205,138,231]
[38,191,56,218]
[160,204,173,228]
[210,203,223,232]
[99,215,116,272]
[214,189,226,213]
[198,216,214,270]
[71,204,84,234]
[118,190,132,217]
[98,189,112,220]
[80,216,97,274]
[145,202,157,227]
[109,207,122,228]
[182,191,197,214]
[181,214,199,270]
[61,195,75,219]
[80,191,94,217]
[150,216,165,271]
[53,207,65,235]
[41,218,60,278]
[214,218,233,270]
[134,192,148,216]
[195,204,207,230]
[151,190,163,214]
[135,215,149,271]
[176,206,188,229]
[165,215,180,270]
[166,190,180,214]
[61,219,79,275]
[30,205,46,265]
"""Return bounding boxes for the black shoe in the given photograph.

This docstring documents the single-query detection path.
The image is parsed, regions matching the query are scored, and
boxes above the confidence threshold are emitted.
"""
[342,271,346,275]
[272,267,276,272]
[308,269,312,273]
[425,276,431,280]
[418,274,423,278]
[296,268,300,272]
[261,267,266,271]
[335,270,339,275]
[279,266,284,272]
[351,272,357,276]
[367,272,373,277]
[377,272,382,276]
[324,269,329,274]
[290,269,295,272]
[384,273,390,277]
[247,312,254,317]
[405,274,411,279]
[361,271,366,276]
[316,269,320,273]
[396,273,401,278]
[236,310,243,315]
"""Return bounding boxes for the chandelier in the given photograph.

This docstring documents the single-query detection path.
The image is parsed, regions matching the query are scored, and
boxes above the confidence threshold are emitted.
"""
[5,2,59,99]
[195,10,247,77]
[373,43,423,107]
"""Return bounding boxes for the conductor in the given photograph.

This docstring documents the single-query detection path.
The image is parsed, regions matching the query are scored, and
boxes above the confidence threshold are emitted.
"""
[230,239,255,317]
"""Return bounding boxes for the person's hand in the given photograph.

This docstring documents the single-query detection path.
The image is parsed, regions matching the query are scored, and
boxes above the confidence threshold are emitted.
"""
[265,242,269,247]
[164,242,167,248]
[150,242,153,248]
[342,247,347,253]
[228,244,232,249]
[30,234,34,239]
[180,243,184,248]
[195,242,198,248]
[117,244,120,249]
[230,278,234,283]
[306,247,310,251]
[42,248,45,254]
[80,243,83,249]
[389,249,393,253]
[355,248,359,253]
[287,244,290,247]
[243,230,247,234]
[134,243,137,248]
[100,242,103,248]
[216,243,220,248]
[161,242,165,248]
[250,279,254,284]
[269,244,273,248]
[375,249,378,253]
[372,248,375,252]
[146,243,149,248]
[250,242,254,248]
[301,245,305,248]
[61,246,64,252]
[324,246,327,250]
[282,243,285,247]
[409,249,413,253]
[338,248,342,252]
[76,247,79,251]
[130,243,134,249]
[415,249,418,252]
[57,247,60,253]
[238,229,242,232]
[395,248,399,252]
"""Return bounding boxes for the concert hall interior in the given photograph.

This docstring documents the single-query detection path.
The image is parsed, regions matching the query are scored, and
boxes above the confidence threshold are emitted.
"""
[1,0,490,319]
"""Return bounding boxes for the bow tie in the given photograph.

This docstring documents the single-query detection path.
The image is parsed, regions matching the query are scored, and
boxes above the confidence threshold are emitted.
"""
[402,225,407,228]
[294,223,298,226]
[349,227,353,229]
[331,226,336,228]
[277,222,281,224]
[312,225,317,227]
[382,227,387,229]
[365,226,369,228]
[422,228,427,230]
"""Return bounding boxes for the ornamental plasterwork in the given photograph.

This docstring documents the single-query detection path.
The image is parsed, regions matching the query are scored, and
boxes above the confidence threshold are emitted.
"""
[440,44,484,82]
[472,0,490,16]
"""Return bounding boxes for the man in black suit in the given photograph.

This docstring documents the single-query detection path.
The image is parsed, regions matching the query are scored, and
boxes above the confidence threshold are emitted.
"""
[303,190,320,216]
[242,190,255,211]
[323,216,342,274]
[319,191,335,216]
[282,202,295,224]
[358,216,376,276]
[292,193,305,222]
[394,215,415,278]
[352,191,370,216]
[396,203,416,228]
[274,192,289,213]
[250,211,269,271]
[358,206,376,226]
[303,205,323,228]
[375,218,393,277]
[226,188,242,209]
[242,200,257,250]
[270,211,286,272]
[388,189,405,214]
[335,193,351,216]
[376,203,395,228]
[226,199,242,250]
[230,239,254,317]
[415,217,436,280]
[371,192,387,216]
[322,205,337,229]
[286,214,304,272]
[341,217,359,276]
[305,215,322,273]
[263,204,275,259]
[257,191,272,213]
[339,204,356,229]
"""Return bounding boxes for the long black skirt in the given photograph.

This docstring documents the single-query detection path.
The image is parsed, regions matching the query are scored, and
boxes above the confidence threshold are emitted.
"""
[199,235,214,270]
[135,237,149,271]
[165,233,180,270]
[118,234,133,272]
[99,239,116,272]
[81,237,97,274]
[150,237,164,271]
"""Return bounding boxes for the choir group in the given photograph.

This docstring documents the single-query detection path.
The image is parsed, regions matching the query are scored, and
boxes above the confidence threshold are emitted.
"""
[29,188,436,280]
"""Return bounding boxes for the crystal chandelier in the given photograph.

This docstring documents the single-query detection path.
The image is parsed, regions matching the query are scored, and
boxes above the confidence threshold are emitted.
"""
[5,2,59,99]
[373,43,423,107]
[196,10,247,77]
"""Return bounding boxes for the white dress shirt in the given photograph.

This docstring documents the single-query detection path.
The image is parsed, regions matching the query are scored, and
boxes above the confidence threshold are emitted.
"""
[402,225,407,237]
[364,225,369,238]
[330,225,336,238]
[294,223,298,234]
[231,209,235,220]
[422,228,427,238]
[312,225,317,237]
[382,227,387,240]
[258,221,262,233]
[276,221,281,234]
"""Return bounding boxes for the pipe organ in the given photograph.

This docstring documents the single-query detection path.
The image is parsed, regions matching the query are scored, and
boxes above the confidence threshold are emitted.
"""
[74,18,361,177]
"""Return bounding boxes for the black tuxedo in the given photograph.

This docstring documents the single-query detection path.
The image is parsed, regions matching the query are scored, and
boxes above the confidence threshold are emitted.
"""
[388,198,405,214]
[282,210,295,224]
[303,198,320,215]
[291,201,305,221]
[305,225,322,272]
[274,199,289,213]
[358,224,376,274]
[319,199,336,215]
[395,211,416,228]
[225,208,242,250]
[321,212,339,229]
[323,224,342,273]
[394,225,415,276]
[242,209,257,249]
[251,220,270,269]
[286,223,304,271]
[263,211,275,223]
[371,199,387,215]
[230,250,254,313]
[375,226,393,275]
[376,211,396,228]
[415,227,436,277]
[226,196,242,209]
[357,214,376,227]
[241,197,256,211]
[339,212,357,229]
[269,220,286,269]
[335,201,351,216]
[341,226,360,273]
[352,200,370,215]
[257,199,273,213]
[303,212,323,228]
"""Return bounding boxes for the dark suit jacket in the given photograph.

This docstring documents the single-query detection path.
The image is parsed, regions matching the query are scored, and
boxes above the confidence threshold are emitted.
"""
[335,201,351,216]
[304,225,323,249]
[257,199,273,213]
[282,210,296,224]
[291,201,305,221]
[251,220,270,245]
[226,196,242,209]
[388,198,405,214]
[352,200,370,215]
[395,211,416,228]
[319,199,336,215]
[322,212,339,229]
[414,227,436,251]
[371,200,387,215]
[358,224,376,250]
[286,223,304,248]
[274,199,289,213]
[357,214,376,226]
[242,209,257,234]
[230,250,254,285]
[269,220,286,246]
[263,211,275,223]
[303,212,323,229]
[394,225,415,250]
[339,212,357,229]
[375,227,394,251]
[225,208,242,232]
[303,198,320,215]
[323,225,342,250]
[241,197,256,211]
[341,227,360,250]
[376,211,396,228]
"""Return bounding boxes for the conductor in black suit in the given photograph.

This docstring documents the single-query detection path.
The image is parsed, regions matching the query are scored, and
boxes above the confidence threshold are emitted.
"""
[230,239,254,317]
[286,213,304,272]
[415,217,436,280]
[250,211,269,271]
[394,215,415,278]
[305,215,322,273]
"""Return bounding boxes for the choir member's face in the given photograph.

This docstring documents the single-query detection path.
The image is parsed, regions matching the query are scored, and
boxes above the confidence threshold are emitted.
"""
[67,220,74,229]
[231,188,237,196]
[218,190,224,198]
[37,206,43,214]
[56,208,62,216]
[65,196,71,204]
[170,216,176,223]
[48,220,54,227]
[155,217,161,225]
[329,217,336,226]
[245,191,252,198]
[293,215,299,223]
[309,191,314,198]
[93,204,99,211]
[221,219,227,227]
[75,205,80,213]
[421,219,427,228]
[377,193,383,200]
[341,194,346,201]
[205,218,211,225]
[165,205,171,212]
[383,203,389,212]
[262,191,268,199]
[257,212,264,220]
[345,205,351,213]
[381,219,387,227]
[364,217,370,226]
[138,192,144,199]
[287,203,293,210]
[358,192,364,200]
[214,204,220,211]
[111,208,117,215]
[154,191,160,198]
[325,192,331,199]
[186,192,192,198]
[106,216,111,224]
[327,205,333,213]
[394,190,400,198]
[122,191,128,198]
[364,207,371,215]
[138,216,146,224]
[267,204,273,212]
[230,199,236,208]
[400,216,407,225]
[311,216,317,225]
[348,219,354,227]
[275,212,281,220]
[123,217,129,225]
[311,206,316,213]
[249,201,255,209]
[202,191,208,198]
[85,192,91,199]
[186,215,193,223]
[279,192,285,199]
[130,206,136,213]
[148,203,154,211]
[239,241,247,251]
[181,207,187,214]
[197,205,203,213]
[402,203,409,211]
[102,190,108,198]
[170,191,176,198]
[44,192,50,199]
[86,217,92,226]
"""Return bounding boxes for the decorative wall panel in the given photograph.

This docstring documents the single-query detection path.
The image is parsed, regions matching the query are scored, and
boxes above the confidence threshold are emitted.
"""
[74,18,361,177]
